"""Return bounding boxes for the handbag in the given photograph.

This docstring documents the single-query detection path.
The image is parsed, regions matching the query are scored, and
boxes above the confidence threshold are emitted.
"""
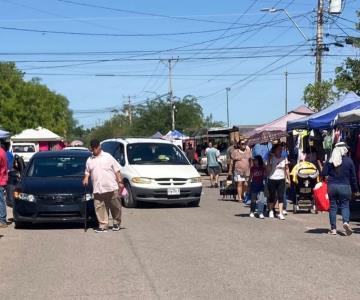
[313,181,330,211]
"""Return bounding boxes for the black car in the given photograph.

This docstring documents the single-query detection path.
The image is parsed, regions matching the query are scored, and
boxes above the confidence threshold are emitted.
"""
[13,150,96,228]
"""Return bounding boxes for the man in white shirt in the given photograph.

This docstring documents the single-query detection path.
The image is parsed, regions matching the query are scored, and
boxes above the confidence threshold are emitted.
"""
[83,139,124,233]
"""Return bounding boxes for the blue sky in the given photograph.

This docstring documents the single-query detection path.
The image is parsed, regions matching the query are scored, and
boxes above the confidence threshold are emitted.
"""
[0,0,358,128]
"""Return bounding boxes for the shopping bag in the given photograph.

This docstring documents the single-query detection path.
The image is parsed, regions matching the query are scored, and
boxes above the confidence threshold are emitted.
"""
[120,187,128,198]
[313,181,329,212]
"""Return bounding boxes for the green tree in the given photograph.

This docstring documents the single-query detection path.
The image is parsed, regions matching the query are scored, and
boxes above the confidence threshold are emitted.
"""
[333,12,360,96]
[303,80,337,112]
[203,114,226,128]
[0,62,76,137]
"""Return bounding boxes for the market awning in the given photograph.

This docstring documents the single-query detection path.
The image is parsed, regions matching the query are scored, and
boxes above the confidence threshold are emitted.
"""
[0,129,10,139]
[334,109,360,125]
[287,92,360,131]
[11,127,62,142]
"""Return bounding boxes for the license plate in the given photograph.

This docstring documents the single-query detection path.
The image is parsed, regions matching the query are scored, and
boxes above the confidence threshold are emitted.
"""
[167,188,180,196]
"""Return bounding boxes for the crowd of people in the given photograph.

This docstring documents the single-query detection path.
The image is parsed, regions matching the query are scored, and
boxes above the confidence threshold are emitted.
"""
[188,138,359,235]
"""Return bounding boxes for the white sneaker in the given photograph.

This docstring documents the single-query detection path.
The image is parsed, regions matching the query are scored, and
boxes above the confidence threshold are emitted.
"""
[283,210,288,216]
[259,213,265,219]
[278,214,285,220]
[269,211,274,218]
[249,212,255,218]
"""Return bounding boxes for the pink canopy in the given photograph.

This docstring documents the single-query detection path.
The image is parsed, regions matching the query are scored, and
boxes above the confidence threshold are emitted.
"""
[246,106,314,145]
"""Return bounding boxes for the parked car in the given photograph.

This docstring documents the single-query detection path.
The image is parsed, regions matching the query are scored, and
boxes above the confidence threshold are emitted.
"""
[12,150,96,228]
[101,138,202,208]
[12,142,38,163]
[197,149,228,174]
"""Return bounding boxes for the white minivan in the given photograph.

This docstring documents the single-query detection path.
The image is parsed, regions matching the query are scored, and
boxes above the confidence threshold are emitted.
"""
[101,138,202,208]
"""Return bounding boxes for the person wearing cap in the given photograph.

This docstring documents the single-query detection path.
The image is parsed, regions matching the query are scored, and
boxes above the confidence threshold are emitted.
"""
[322,142,359,236]
[83,139,123,233]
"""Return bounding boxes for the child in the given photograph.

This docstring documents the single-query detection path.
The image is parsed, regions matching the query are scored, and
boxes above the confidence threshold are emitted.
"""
[249,155,267,219]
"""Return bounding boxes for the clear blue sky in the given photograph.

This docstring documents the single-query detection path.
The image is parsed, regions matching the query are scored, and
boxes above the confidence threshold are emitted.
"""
[0,0,358,128]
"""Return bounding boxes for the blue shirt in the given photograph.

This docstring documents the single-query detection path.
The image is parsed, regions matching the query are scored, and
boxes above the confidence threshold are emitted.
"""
[206,148,220,167]
[6,151,13,170]
[322,156,359,192]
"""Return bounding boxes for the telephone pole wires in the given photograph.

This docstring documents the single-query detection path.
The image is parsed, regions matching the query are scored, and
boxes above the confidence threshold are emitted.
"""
[285,71,288,115]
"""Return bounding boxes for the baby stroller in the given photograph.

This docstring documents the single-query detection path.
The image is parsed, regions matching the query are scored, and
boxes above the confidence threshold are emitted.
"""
[291,161,319,213]
[220,175,237,200]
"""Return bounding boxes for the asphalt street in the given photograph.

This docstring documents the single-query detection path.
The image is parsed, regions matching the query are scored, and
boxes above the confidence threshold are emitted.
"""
[1,179,360,300]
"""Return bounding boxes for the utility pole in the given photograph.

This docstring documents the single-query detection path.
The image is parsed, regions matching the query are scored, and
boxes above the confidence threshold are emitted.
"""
[285,71,288,115]
[315,0,324,83]
[123,95,135,125]
[127,96,132,125]
[162,58,178,131]
[226,87,231,127]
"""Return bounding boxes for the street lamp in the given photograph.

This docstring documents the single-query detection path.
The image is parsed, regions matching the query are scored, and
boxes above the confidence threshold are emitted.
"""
[226,87,231,127]
[261,8,310,42]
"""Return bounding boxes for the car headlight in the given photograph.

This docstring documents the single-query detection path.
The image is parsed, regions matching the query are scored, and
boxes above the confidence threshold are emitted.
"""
[85,193,93,201]
[131,177,152,184]
[189,177,202,183]
[14,192,36,202]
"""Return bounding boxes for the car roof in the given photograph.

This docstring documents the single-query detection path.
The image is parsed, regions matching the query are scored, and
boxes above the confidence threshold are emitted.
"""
[102,138,172,145]
[31,150,91,158]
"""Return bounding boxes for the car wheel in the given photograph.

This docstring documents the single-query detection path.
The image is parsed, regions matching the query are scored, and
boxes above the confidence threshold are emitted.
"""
[188,199,200,207]
[123,183,138,208]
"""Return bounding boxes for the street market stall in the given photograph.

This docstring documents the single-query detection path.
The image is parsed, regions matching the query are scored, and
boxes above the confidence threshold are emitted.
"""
[247,105,314,146]
[287,92,360,131]
[11,127,64,151]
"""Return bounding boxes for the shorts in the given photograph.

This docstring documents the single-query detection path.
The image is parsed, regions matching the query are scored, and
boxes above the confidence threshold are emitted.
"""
[267,179,285,204]
[208,166,221,176]
[234,171,249,183]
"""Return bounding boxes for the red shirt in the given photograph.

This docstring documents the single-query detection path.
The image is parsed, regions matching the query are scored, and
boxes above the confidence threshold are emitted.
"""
[250,166,266,184]
[0,148,8,186]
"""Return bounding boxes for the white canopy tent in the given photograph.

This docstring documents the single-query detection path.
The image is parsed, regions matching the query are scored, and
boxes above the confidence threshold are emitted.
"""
[334,109,360,125]
[11,127,62,142]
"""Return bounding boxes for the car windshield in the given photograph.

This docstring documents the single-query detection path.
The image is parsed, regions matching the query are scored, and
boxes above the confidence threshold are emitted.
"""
[13,145,35,153]
[127,143,189,165]
[27,156,88,177]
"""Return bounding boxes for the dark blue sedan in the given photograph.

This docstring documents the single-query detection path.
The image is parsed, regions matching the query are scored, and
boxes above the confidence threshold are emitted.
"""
[13,150,96,228]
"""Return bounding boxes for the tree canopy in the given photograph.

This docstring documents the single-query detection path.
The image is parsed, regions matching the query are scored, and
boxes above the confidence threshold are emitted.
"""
[86,95,223,142]
[0,62,76,136]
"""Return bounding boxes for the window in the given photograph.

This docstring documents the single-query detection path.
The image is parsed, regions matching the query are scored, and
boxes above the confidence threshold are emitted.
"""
[13,145,35,153]
[113,143,125,166]
[127,143,189,165]
[101,142,119,156]
[27,156,89,177]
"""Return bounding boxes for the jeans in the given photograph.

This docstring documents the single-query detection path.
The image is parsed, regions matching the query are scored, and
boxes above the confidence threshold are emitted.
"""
[0,187,7,224]
[328,184,351,230]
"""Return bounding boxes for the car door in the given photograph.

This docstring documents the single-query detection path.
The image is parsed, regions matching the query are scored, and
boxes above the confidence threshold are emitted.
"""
[101,141,125,166]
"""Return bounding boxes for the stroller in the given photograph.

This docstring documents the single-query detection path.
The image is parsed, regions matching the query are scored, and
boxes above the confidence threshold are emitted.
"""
[220,175,237,200]
[291,161,319,214]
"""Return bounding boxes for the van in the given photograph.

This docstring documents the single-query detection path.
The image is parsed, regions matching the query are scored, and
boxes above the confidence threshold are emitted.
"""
[101,138,202,208]
[12,142,38,163]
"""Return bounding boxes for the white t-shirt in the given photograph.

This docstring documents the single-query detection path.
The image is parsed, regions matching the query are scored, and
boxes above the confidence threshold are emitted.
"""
[269,156,288,180]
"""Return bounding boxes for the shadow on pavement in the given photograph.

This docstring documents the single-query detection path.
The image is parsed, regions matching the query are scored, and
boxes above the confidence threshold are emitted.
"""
[305,228,329,234]
[234,213,249,218]
[15,222,97,231]
[0,235,4,239]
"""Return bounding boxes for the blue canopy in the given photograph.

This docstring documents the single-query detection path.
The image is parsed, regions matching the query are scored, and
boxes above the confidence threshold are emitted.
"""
[165,130,188,139]
[287,92,360,131]
[0,129,10,139]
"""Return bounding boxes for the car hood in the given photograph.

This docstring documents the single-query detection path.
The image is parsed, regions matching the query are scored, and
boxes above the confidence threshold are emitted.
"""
[129,164,200,179]
[20,177,92,195]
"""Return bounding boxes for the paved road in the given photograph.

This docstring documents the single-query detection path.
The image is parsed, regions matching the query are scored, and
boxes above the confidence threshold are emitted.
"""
[1,180,360,300]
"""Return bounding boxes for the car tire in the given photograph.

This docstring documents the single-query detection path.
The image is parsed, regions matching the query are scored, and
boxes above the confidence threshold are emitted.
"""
[123,183,138,208]
[188,199,200,207]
